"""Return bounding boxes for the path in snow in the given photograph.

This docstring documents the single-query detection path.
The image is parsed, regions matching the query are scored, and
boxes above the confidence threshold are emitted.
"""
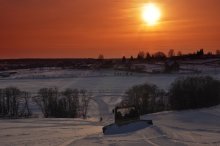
[69,106,220,146]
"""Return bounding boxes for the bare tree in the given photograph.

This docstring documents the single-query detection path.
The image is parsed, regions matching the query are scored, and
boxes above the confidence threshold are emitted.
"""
[34,88,59,118]
[129,56,134,62]
[125,83,166,114]
[0,89,5,116]
[146,52,151,60]
[168,49,175,58]
[62,89,79,118]
[137,51,145,60]
[216,49,220,55]
[34,87,81,118]
[4,87,21,118]
[80,90,92,119]
[153,52,167,60]
[98,54,104,60]
[0,87,32,118]
[177,51,182,56]
[20,92,32,117]
[122,56,126,63]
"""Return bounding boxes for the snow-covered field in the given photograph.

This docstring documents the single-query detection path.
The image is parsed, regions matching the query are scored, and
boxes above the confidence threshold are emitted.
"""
[1,106,220,146]
[1,67,220,92]
[0,68,180,92]
[0,67,220,146]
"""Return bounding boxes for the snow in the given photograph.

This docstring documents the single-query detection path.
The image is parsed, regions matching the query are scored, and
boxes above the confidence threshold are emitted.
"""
[0,69,180,119]
[71,106,220,146]
[0,118,102,146]
[0,66,220,145]
[0,70,180,92]
[1,105,219,146]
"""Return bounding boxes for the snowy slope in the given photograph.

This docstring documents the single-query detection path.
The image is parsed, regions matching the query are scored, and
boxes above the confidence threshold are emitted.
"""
[0,68,220,146]
[1,106,220,146]
[71,106,220,146]
[0,118,102,146]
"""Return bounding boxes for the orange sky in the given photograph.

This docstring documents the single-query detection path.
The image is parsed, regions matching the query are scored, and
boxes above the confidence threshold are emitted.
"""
[1,0,220,58]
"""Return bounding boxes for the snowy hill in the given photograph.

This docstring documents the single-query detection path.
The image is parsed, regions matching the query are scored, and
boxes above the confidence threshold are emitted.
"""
[72,106,220,146]
[1,105,220,146]
[0,67,220,145]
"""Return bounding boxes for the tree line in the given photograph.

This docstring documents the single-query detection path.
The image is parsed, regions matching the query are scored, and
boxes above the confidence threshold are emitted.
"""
[124,76,220,115]
[0,87,91,119]
[1,76,220,118]
[119,49,220,62]
[0,87,31,118]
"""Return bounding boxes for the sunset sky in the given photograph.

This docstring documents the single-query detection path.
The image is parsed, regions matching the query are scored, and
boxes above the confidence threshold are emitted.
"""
[1,0,220,58]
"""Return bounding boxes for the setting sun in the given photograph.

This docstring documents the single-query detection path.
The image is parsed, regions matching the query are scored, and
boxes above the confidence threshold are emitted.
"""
[142,3,161,26]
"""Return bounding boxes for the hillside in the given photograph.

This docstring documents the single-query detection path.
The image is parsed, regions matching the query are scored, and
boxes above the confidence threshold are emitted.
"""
[1,105,220,146]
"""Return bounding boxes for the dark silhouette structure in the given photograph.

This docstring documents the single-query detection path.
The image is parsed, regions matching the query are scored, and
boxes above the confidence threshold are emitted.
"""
[114,106,140,124]
[103,105,153,134]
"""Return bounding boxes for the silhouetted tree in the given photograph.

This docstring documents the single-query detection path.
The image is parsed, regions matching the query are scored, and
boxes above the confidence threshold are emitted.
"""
[125,83,166,114]
[0,87,32,118]
[122,56,126,63]
[169,76,220,110]
[207,52,213,55]
[19,92,32,117]
[4,87,21,118]
[168,49,175,58]
[177,51,182,56]
[216,50,220,55]
[153,52,167,60]
[146,52,151,61]
[62,89,79,118]
[137,51,145,60]
[98,54,104,61]
[80,90,92,119]
[197,49,204,56]
[130,56,134,62]
[34,88,81,118]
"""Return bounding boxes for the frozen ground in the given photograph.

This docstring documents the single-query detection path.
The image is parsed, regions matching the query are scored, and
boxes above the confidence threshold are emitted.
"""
[0,118,102,146]
[1,68,220,92]
[0,106,220,146]
[68,106,220,146]
[0,68,220,145]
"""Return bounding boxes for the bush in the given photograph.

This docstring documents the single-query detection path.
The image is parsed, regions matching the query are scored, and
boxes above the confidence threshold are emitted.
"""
[61,89,79,118]
[169,76,220,110]
[0,87,32,118]
[34,88,91,118]
[125,83,166,114]
[34,88,59,118]
[79,89,92,119]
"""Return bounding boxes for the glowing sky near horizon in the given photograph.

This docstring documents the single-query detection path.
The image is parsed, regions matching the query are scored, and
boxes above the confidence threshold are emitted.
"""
[1,0,220,58]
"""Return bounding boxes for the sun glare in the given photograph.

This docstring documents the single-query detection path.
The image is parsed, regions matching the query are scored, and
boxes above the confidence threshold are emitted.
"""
[142,3,161,26]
